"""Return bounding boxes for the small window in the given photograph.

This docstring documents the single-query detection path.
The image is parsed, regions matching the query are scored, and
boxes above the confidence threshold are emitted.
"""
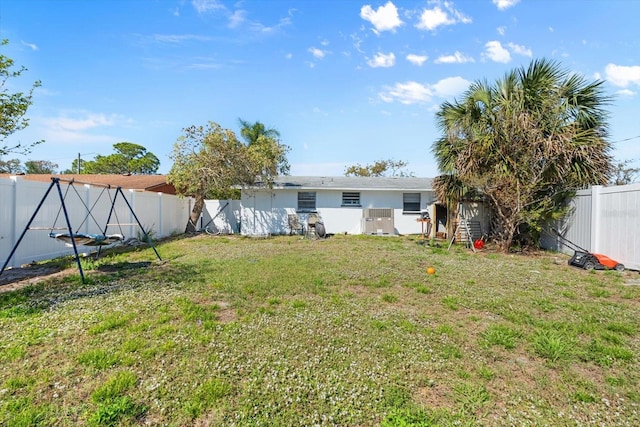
[341,191,361,206]
[403,193,421,214]
[297,191,316,212]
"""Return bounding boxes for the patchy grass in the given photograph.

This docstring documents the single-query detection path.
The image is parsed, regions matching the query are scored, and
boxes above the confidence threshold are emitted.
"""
[0,234,639,426]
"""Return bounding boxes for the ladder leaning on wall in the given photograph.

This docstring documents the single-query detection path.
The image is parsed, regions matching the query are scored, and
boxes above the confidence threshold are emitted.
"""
[447,215,476,252]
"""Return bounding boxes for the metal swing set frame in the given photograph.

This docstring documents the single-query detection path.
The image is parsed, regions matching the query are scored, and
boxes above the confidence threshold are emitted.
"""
[1,177,161,283]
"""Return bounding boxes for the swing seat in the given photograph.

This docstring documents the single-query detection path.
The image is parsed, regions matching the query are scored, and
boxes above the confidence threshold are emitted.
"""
[49,232,124,247]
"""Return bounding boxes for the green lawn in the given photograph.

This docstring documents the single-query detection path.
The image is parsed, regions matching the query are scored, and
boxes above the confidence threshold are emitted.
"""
[1,234,639,426]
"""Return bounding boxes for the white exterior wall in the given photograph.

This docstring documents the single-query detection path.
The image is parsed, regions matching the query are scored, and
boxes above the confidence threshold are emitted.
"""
[202,200,241,234]
[1,177,191,269]
[240,188,438,236]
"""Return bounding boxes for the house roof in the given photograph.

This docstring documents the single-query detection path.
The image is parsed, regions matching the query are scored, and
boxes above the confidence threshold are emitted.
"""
[257,176,433,191]
[0,174,177,194]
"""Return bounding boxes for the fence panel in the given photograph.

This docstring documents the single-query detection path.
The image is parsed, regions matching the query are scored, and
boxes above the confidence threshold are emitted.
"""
[546,183,640,271]
[0,178,16,265]
[561,192,592,251]
[1,177,192,269]
[595,184,640,270]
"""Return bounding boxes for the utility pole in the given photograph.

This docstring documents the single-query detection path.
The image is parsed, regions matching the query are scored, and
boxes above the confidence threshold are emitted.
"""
[77,153,81,174]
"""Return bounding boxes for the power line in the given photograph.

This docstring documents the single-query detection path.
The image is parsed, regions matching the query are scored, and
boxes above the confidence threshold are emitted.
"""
[612,135,640,143]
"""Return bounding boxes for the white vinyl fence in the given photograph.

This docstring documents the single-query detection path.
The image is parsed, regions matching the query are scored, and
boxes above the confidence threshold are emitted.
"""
[542,183,640,271]
[1,176,193,269]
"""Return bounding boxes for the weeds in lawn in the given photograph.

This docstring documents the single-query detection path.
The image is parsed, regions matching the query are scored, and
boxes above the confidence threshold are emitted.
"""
[78,349,121,371]
[453,382,491,413]
[480,324,522,349]
[183,378,233,419]
[88,395,145,426]
[381,293,398,303]
[531,329,575,362]
[0,234,638,426]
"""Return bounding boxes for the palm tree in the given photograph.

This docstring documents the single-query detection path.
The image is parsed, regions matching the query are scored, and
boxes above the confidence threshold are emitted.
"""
[432,59,613,251]
[432,174,469,240]
[238,119,290,176]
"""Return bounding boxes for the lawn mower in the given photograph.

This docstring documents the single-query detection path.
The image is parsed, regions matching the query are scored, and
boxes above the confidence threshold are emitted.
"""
[552,229,625,272]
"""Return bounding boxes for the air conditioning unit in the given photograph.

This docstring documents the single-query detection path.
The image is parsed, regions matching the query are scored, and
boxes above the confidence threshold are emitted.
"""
[362,208,395,235]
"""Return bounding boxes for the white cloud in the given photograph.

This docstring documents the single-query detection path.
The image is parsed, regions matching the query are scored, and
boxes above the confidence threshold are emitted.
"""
[45,113,119,132]
[435,51,474,64]
[432,76,471,97]
[379,76,470,105]
[21,41,38,51]
[39,112,126,144]
[368,52,396,68]
[191,0,224,14]
[380,81,432,104]
[248,16,292,35]
[360,1,403,33]
[616,89,636,97]
[228,9,246,28]
[483,40,511,63]
[605,63,640,87]
[309,47,328,59]
[497,26,506,36]
[493,0,520,10]
[416,2,471,31]
[406,54,428,66]
[507,42,532,57]
[153,34,212,43]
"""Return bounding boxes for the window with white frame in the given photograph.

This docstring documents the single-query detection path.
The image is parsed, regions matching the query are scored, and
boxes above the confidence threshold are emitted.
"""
[403,193,421,214]
[297,191,316,212]
[341,191,361,206]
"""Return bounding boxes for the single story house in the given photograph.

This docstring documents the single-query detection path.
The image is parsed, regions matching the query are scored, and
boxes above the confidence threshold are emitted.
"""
[239,176,489,238]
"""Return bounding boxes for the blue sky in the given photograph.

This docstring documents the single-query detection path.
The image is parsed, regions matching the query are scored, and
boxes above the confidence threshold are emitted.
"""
[2,0,639,177]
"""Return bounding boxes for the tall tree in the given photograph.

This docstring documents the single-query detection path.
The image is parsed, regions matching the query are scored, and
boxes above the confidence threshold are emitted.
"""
[24,159,57,174]
[0,39,43,156]
[432,59,613,251]
[0,158,23,173]
[344,159,413,177]
[238,118,290,176]
[78,142,160,174]
[168,121,289,232]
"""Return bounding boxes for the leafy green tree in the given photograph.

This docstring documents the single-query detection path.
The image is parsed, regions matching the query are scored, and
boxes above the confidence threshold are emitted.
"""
[168,121,289,232]
[0,39,43,156]
[238,118,290,176]
[63,158,83,174]
[24,159,58,174]
[432,59,613,251]
[79,142,160,174]
[344,159,413,177]
[0,158,23,173]
[610,159,639,185]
